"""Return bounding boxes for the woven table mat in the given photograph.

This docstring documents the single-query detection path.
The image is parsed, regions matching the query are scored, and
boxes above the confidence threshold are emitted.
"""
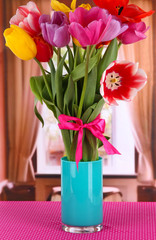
[0,202,156,240]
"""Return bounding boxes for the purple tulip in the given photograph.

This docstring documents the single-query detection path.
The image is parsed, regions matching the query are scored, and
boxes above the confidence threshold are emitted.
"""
[118,22,150,44]
[39,12,70,48]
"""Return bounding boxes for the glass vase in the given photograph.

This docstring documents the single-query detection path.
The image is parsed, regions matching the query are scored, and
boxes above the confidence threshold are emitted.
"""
[61,156,103,233]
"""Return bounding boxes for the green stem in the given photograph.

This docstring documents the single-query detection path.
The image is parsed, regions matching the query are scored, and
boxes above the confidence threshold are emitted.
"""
[34,58,53,100]
[78,47,83,62]
[118,41,122,50]
[57,48,61,67]
[74,46,79,106]
[53,47,70,73]
[74,46,79,69]
[89,45,96,58]
[77,46,90,119]
[82,48,87,61]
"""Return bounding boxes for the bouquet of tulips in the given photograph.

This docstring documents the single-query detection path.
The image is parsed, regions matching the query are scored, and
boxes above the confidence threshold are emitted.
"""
[3,0,154,168]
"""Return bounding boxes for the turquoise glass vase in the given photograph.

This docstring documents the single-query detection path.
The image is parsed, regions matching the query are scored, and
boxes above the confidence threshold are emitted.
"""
[61,156,103,233]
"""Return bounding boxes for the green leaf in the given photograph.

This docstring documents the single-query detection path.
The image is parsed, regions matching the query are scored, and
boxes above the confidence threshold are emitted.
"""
[81,103,97,123]
[44,101,57,119]
[64,75,75,115]
[30,75,45,103]
[34,98,44,127]
[67,46,74,72]
[55,51,67,111]
[71,49,102,82]
[73,104,78,116]
[63,104,71,116]
[98,136,110,148]
[69,132,78,161]
[83,66,97,111]
[48,59,56,100]
[85,130,98,160]
[56,107,71,159]
[82,130,93,161]
[97,38,118,89]
[87,98,104,123]
[95,94,103,102]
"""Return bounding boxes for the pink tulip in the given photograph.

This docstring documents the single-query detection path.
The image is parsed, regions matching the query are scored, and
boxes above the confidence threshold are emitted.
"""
[100,61,147,105]
[10,1,41,37]
[69,7,112,47]
[118,22,150,44]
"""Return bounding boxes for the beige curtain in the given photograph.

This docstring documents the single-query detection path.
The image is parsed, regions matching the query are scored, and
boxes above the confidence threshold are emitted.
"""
[123,0,155,183]
[4,0,51,183]
[0,1,6,182]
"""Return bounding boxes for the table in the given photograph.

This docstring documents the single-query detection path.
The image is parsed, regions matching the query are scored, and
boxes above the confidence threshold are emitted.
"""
[35,173,137,201]
[0,202,156,240]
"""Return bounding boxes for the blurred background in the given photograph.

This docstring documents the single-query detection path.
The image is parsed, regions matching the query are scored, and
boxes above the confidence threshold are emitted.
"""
[0,0,156,202]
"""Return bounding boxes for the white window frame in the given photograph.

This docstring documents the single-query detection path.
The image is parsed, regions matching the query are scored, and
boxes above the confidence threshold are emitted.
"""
[37,102,135,176]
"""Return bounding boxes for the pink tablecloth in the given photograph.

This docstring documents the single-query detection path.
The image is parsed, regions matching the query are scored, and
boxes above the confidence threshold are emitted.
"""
[0,202,156,240]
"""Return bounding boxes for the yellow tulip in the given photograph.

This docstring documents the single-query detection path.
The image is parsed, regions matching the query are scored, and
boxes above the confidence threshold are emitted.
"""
[51,0,91,14]
[3,25,37,61]
[72,37,82,47]
[78,4,91,11]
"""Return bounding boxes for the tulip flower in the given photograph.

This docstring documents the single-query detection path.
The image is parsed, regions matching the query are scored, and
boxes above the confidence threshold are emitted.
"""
[33,36,53,62]
[51,0,91,15]
[39,12,70,48]
[100,61,147,105]
[10,1,41,36]
[118,22,150,44]
[3,25,37,60]
[69,7,128,47]
[93,0,154,23]
[69,7,112,47]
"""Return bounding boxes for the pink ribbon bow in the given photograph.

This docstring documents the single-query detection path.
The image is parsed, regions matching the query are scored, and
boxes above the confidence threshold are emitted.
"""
[58,114,120,169]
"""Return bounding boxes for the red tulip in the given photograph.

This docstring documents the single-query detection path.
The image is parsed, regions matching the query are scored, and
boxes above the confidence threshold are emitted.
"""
[100,61,147,105]
[33,36,53,62]
[93,0,154,23]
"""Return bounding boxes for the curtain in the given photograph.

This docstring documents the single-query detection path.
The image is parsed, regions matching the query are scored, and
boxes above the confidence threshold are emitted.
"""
[123,0,155,183]
[0,0,6,182]
[3,0,51,183]
[152,0,156,185]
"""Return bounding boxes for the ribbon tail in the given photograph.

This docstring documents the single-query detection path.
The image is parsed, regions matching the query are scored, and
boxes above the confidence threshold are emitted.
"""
[89,127,120,155]
[100,134,121,155]
[75,128,83,170]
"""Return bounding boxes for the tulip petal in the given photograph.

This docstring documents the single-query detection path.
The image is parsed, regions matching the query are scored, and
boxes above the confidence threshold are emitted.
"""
[27,13,40,32]
[118,22,149,44]
[53,25,70,47]
[39,14,51,25]
[51,0,71,12]
[9,1,41,36]
[27,1,41,14]
[103,18,122,41]
[71,0,76,10]
[121,4,155,23]
[46,24,58,46]
[69,22,90,47]
[4,25,37,60]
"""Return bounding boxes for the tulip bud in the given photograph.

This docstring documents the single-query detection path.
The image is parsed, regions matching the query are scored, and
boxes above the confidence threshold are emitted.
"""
[3,25,37,60]
[33,36,53,62]
[10,1,41,37]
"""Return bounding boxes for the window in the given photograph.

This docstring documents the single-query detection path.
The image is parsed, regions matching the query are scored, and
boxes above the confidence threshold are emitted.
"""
[37,101,135,175]
[37,47,135,176]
